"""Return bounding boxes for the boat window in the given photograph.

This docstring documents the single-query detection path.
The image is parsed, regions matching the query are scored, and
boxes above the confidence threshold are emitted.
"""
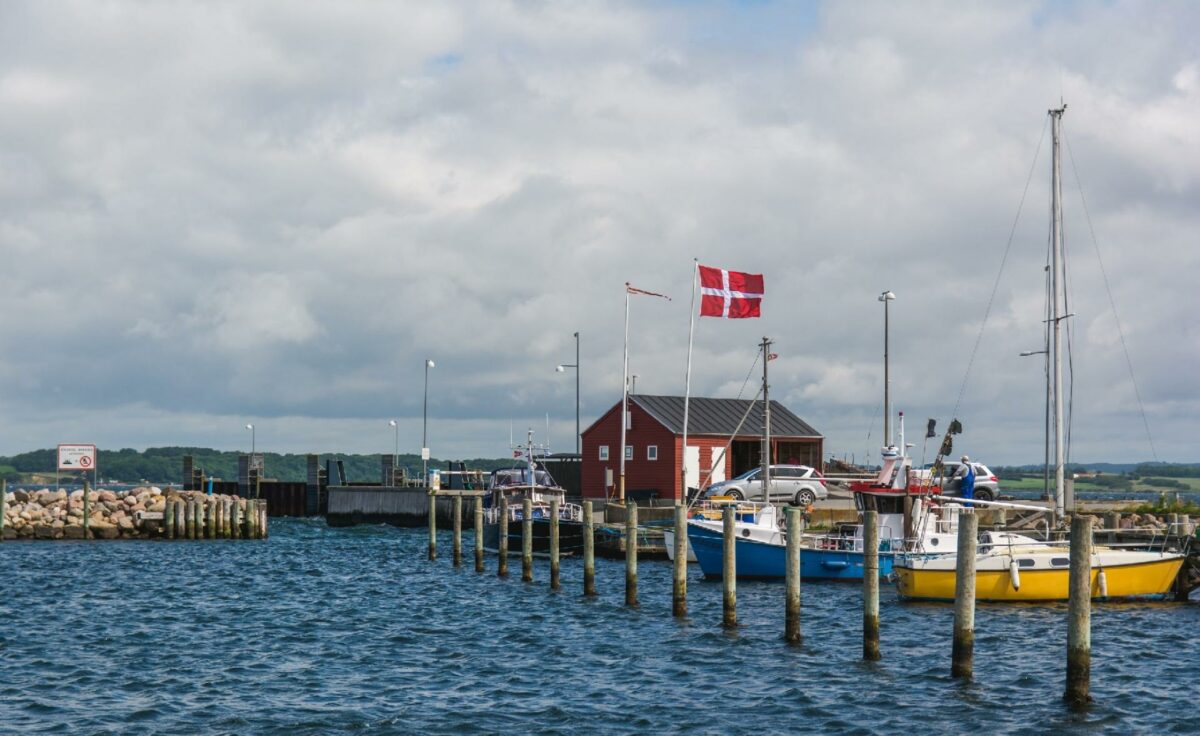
[1017,559,1035,568]
[929,538,939,546]
[1051,558,1070,567]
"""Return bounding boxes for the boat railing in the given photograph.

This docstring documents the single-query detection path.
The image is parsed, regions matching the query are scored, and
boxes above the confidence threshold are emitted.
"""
[483,501,583,525]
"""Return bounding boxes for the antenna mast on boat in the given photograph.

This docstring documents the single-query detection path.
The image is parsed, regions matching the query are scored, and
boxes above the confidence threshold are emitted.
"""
[1049,105,1068,523]
[760,336,772,505]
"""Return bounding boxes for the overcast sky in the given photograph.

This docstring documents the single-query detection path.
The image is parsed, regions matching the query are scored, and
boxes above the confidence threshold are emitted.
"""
[1,1,1196,466]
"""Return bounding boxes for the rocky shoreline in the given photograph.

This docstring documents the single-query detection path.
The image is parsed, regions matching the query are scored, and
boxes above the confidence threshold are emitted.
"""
[1,487,255,540]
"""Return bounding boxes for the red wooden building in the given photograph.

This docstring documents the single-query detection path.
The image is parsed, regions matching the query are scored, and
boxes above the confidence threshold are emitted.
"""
[580,394,823,503]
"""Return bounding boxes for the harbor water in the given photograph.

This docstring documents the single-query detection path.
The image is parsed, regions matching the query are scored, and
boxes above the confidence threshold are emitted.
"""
[1,519,1196,734]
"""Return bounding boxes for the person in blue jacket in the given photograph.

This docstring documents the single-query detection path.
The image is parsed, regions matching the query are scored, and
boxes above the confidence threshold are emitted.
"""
[959,455,976,501]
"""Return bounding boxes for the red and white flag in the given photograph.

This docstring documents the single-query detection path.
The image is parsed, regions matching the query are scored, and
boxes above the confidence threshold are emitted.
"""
[698,265,763,318]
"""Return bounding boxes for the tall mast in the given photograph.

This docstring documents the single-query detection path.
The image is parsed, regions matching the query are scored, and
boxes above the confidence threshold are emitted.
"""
[1050,105,1067,522]
[619,285,630,503]
[761,336,772,505]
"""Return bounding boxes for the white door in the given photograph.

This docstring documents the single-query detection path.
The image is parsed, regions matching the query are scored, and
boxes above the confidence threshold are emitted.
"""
[684,445,700,490]
[708,452,726,485]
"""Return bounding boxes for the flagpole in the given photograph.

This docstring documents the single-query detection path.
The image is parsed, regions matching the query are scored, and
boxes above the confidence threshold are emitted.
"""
[681,259,698,504]
[620,283,631,504]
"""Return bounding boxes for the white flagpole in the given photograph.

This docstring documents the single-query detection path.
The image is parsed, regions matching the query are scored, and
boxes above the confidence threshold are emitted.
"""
[620,284,631,504]
[680,259,698,504]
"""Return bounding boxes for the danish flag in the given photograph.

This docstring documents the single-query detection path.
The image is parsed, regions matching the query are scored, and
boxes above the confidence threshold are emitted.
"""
[699,265,763,318]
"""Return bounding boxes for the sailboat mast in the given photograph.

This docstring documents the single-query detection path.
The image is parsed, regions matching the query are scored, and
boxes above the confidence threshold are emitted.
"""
[761,336,772,505]
[1050,105,1067,522]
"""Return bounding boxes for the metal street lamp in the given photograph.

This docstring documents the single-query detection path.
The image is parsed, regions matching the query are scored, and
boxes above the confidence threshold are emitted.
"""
[245,423,255,456]
[423,359,435,484]
[877,290,896,448]
[555,332,581,455]
[388,419,399,463]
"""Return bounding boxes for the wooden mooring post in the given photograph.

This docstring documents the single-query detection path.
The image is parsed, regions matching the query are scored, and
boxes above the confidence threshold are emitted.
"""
[951,510,978,678]
[452,495,463,568]
[522,498,533,583]
[246,500,258,539]
[862,509,880,661]
[673,503,687,617]
[474,497,485,573]
[722,505,736,629]
[222,498,232,538]
[1065,514,1093,706]
[583,501,596,597]
[231,499,241,540]
[164,498,175,540]
[497,497,509,578]
[785,506,801,644]
[260,500,269,539]
[186,498,196,540]
[82,480,91,539]
[625,503,638,607]
[427,494,437,561]
[1106,511,1119,544]
[549,497,561,591]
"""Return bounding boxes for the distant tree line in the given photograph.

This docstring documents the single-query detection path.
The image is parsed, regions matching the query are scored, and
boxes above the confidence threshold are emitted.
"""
[0,447,521,485]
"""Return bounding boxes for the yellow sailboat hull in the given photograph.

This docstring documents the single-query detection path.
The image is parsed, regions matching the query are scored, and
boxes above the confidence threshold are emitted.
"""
[895,557,1184,602]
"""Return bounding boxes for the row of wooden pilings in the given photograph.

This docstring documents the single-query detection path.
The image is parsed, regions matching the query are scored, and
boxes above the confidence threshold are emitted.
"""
[162,497,269,540]
[427,498,1100,708]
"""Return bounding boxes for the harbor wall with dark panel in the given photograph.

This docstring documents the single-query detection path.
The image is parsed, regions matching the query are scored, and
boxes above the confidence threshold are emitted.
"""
[326,487,483,527]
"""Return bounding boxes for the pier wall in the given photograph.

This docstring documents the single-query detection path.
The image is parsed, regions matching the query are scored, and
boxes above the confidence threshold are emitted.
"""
[326,487,476,527]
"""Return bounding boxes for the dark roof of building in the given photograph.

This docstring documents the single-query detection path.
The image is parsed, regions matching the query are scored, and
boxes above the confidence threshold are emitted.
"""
[628,395,821,438]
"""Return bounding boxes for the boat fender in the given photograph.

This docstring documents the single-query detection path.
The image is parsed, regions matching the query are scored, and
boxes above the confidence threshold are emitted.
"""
[1009,560,1020,591]
[1097,568,1108,598]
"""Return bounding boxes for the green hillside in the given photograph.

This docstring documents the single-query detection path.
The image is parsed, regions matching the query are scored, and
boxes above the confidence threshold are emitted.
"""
[0,447,519,485]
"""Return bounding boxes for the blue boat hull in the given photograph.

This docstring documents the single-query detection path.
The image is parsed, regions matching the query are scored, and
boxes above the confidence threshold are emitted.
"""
[687,523,895,581]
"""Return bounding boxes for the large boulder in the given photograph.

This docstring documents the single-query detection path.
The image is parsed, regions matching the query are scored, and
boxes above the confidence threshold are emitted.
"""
[98,490,117,503]
[32,523,55,539]
[62,524,85,539]
[13,489,29,503]
[89,520,119,539]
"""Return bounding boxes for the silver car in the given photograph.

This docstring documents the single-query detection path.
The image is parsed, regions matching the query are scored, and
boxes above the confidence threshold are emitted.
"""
[702,464,828,506]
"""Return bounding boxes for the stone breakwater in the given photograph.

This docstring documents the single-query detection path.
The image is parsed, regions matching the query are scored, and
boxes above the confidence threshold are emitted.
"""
[0,487,260,540]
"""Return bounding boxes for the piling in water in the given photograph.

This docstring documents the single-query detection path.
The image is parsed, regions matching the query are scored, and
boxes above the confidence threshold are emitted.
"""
[862,509,880,661]
[186,498,196,540]
[951,510,978,678]
[1,479,6,541]
[260,501,269,538]
[672,503,687,618]
[175,499,186,539]
[83,480,91,539]
[231,500,241,540]
[427,494,437,561]
[222,499,232,539]
[474,497,485,573]
[453,495,463,568]
[164,498,175,540]
[498,497,510,578]
[550,497,561,591]
[583,500,596,597]
[625,503,638,606]
[785,506,802,644]
[1106,511,1119,544]
[522,498,533,583]
[248,500,258,539]
[1065,514,1093,706]
[722,505,736,629]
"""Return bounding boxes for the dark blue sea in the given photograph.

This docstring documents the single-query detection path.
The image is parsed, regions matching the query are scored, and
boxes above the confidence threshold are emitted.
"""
[2,519,1196,735]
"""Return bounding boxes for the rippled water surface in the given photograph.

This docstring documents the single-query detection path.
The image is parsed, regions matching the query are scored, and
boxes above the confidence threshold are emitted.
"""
[2,519,1197,734]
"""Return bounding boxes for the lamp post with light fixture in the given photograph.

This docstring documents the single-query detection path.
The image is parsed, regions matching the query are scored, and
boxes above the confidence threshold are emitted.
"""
[878,290,896,448]
[555,332,580,455]
[423,359,435,484]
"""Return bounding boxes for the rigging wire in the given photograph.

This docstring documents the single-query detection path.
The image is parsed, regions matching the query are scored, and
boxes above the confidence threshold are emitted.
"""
[949,116,1050,422]
[734,350,761,401]
[1062,126,1159,461]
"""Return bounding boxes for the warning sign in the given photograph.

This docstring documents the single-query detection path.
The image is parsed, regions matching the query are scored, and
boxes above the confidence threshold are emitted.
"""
[58,444,97,472]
